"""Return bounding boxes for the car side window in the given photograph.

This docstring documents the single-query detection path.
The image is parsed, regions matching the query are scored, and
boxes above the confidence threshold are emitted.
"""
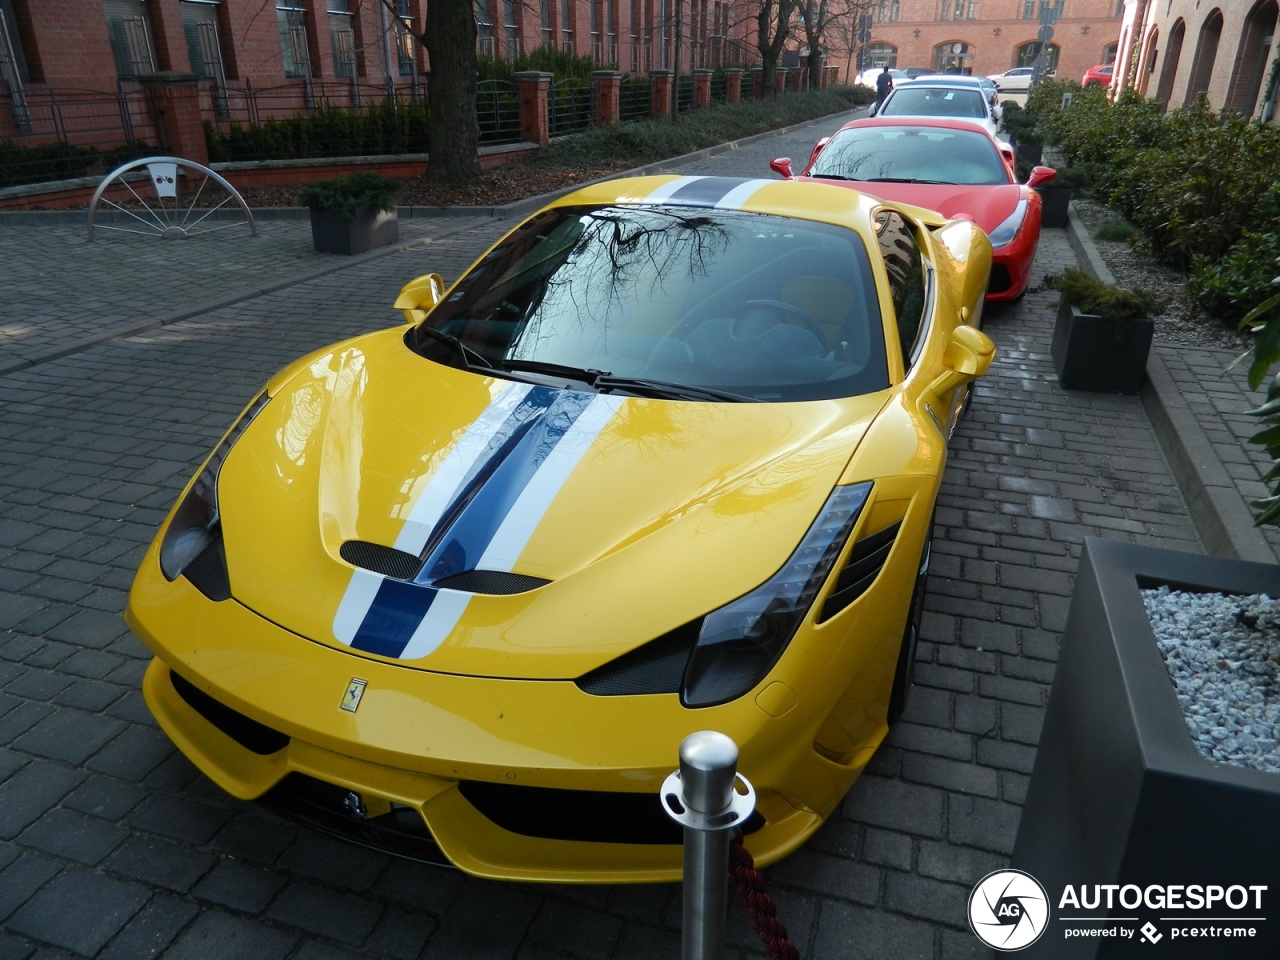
[874,209,927,368]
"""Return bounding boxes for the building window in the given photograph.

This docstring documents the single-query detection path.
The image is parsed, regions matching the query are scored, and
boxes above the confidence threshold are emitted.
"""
[327,1,356,78]
[1022,0,1036,18]
[394,1,417,76]
[277,4,310,78]
[876,0,900,22]
[940,1,977,22]
[0,0,30,84]
[105,0,157,79]
[540,0,553,49]
[933,40,972,73]
[561,0,572,53]
[476,0,494,57]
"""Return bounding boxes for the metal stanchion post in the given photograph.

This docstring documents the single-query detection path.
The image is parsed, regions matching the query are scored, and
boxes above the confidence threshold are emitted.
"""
[661,731,756,960]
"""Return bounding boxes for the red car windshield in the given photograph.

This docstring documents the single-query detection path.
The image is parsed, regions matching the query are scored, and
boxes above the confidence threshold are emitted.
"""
[810,126,1009,187]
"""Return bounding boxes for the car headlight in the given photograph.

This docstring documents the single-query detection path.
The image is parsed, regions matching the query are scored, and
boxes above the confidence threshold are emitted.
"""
[159,392,270,581]
[681,482,872,708]
[986,198,1028,248]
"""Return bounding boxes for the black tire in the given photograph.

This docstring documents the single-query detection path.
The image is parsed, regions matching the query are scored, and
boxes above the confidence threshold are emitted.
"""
[887,522,932,723]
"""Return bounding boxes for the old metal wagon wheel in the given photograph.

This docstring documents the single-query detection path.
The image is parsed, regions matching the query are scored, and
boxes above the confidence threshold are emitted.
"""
[87,156,257,241]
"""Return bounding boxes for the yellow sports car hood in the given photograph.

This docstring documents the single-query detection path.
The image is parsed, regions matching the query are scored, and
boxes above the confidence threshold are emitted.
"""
[217,330,887,678]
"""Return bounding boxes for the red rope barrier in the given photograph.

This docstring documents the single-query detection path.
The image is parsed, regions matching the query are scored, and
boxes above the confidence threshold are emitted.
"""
[729,834,801,960]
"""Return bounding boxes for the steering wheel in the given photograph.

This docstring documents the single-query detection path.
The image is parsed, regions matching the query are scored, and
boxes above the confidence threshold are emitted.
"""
[742,299,826,343]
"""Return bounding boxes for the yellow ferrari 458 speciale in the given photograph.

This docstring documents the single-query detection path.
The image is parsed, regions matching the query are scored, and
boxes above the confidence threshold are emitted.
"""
[126,175,994,883]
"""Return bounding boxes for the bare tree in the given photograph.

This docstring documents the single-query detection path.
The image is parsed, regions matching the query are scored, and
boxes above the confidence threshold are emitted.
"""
[756,0,800,97]
[797,0,868,87]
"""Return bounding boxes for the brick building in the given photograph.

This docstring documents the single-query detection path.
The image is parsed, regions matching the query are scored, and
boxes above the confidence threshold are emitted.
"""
[842,0,1124,86]
[1114,0,1279,122]
[0,0,756,150]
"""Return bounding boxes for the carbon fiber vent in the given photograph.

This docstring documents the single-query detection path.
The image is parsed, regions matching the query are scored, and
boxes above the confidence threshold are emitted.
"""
[575,621,700,696]
[820,520,902,621]
[340,540,421,580]
[432,570,551,594]
[185,533,231,602]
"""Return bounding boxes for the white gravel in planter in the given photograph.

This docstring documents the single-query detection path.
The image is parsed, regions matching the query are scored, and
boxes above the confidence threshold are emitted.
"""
[1142,586,1280,775]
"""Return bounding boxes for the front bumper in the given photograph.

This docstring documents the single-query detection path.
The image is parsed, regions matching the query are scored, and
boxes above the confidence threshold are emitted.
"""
[127,569,896,882]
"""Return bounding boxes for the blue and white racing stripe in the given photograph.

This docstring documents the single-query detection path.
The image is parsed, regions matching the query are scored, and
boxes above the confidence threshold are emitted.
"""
[332,383,623,661]
[627,176,774,210]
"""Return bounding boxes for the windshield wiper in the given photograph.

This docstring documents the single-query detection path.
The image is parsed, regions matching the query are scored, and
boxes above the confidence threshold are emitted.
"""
[811,173,855,181]
[866,177,950,184]
[498,358,610,384]
[418,327,495,371]
[593,374,753,403]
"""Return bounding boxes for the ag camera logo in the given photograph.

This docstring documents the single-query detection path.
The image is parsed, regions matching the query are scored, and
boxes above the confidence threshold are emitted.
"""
[969,869,1049,951]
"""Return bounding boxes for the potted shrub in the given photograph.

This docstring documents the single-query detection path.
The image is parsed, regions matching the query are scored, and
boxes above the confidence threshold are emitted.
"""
[1037,164,1091,229]
[299,171,400,255]
[1047,267,1157,394]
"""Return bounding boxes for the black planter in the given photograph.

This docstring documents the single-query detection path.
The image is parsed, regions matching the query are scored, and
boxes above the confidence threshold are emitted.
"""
[1050,302,1153,394]
[1011,538,1280,959]
[309,206,399,255]
[1040,186,1071,229]
[1015,142,1044,166]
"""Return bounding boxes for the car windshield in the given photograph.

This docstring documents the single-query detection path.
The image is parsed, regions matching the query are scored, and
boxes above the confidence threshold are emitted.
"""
[882,86,988,121]
[410,204,889,402]
[811,126,1008,186]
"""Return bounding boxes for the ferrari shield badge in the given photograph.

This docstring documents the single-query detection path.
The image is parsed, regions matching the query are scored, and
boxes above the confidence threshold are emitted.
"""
[341,678,367,713]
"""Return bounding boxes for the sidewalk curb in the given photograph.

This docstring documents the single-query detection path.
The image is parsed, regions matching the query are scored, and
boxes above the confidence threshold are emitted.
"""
[1065,204,1274,563]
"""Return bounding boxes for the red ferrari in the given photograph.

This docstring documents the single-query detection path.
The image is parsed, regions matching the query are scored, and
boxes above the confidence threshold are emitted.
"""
[771,117,1057,301]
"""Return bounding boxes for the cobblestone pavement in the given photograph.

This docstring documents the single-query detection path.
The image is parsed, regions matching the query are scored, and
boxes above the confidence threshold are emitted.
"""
[0,111,1264,960]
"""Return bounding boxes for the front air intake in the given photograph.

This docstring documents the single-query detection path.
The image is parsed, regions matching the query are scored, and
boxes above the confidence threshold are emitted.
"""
[340,540,421,579]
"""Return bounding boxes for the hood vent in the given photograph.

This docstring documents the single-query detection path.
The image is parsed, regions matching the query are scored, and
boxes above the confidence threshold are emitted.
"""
[819,521,902,621]
[340,540,421,580]
[340,540,550,594]
[575,621,700,696]
[432,570,551,595]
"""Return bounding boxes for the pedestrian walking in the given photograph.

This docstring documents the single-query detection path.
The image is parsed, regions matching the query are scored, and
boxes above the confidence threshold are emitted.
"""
[875,66,894,109]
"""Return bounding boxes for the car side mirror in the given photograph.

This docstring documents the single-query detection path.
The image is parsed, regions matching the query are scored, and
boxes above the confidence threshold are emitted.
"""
[1026,165,1058,188]
[929,324,995,398]
[394,273,446,325]
[770,158,794,179]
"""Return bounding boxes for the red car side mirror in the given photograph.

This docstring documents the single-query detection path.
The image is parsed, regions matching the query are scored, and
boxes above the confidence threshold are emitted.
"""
[770,158,794,179]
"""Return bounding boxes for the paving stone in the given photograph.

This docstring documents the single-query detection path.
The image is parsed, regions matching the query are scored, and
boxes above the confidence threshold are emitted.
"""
[265,879,383,945]
[813,901,936,960]
[0,761,85,841]
[12,706,126,765]
[160,910,297,960]
[192,858,287,913]
[96,892,200,960]
[420,881,541,959]
[17,807,128,866]
[528,899,624,959]
[6,867,149,956]
[107,834,217,892]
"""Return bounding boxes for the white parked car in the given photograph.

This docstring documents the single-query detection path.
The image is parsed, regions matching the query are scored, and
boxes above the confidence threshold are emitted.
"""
[987,66,1035,93]
[871,80,1002,139]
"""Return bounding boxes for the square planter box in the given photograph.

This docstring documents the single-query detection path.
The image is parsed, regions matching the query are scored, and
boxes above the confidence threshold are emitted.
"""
[1050,302,1153,394]
[1011,537,1280,959]
[309,206,399,255]
[1040,186,1071,229]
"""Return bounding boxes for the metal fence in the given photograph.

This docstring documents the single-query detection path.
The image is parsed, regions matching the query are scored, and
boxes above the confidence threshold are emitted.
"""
[475,79,521,145]
[0,83,155,188]
[620,76,652,123]
[550,77,593,137]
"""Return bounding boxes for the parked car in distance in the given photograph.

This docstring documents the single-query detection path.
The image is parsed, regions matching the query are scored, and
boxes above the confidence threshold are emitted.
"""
[871,79,1002,139]
[910,73,1000,106]
[771,117,1056,302]
[1083,64,1114,86]
[126,172,997,883]
[854,65,932,87]
[987,66,1035,93]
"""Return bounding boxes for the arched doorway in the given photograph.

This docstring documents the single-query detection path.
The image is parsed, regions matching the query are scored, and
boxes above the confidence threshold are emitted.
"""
[1015,40,1059,74]
[1157,18,1185,105]
[1184,9,1224,106]
[933,40,973,74]
[1225,0,1278,116]
[1139,28,1160,95]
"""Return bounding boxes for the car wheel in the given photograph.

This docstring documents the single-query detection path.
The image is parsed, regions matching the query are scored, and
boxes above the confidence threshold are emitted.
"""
[887,519,932,723]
